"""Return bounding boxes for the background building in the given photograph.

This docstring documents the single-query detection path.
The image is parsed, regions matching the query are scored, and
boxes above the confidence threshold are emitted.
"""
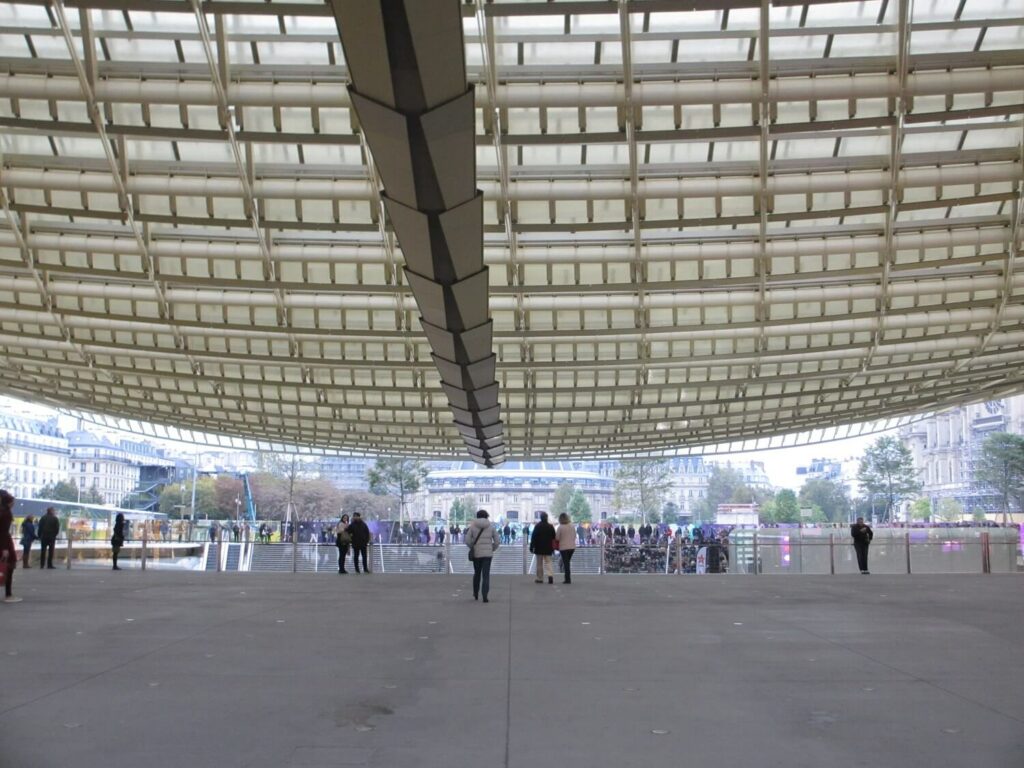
[318,456,373,491]
[900,394,1024,516]
[68,430,175,505]
[667,456,711,521]
[420,461,615,523]
[0,415,69,500]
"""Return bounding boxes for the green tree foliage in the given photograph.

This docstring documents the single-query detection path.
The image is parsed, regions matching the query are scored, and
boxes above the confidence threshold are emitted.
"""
[167,476,220,518]
[662,501,680,524]
[36,479,80,502]
[550,483,575,519]
[613,459,673,524]
[856,436,922,522]
[367,458,428,522]
[798,478,852,523]
[449,495,477,525]
[910,498,932,521]
[936,497,964,523]
[974,432,1024,523]
[763,488,800,523]
[567,489,592,523]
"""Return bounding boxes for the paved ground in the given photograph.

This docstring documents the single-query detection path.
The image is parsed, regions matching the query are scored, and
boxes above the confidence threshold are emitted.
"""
[1,569,1022,768]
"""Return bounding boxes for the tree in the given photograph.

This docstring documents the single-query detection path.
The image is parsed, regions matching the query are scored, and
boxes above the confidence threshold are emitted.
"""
[567,489,592,523]
[765,489,800,523]
[798,478,852,523]
[367,457,428,524]
[81,485,104,504]
[857,436,922,522]
[692,465,746,522]
[339,490,399,521]
[662,501,680,524]
[910,498,932,521]
[214,476,244,519]
[449,495,477,525]
[613,459,673,524]
[550,483,575,519]
[158,477,219,517]
[974,432,1024,525]
[36,480,80,502]
[936,497,964,523]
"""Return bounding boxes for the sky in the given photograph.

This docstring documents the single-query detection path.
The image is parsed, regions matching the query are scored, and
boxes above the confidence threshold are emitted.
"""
[0,394,891,489]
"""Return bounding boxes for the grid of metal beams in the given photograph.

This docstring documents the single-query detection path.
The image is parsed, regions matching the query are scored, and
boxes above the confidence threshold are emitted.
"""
[0,0,1022,459]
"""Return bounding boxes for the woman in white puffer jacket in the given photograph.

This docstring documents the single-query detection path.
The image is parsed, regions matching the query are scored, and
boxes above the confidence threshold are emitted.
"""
[466,510,500,602]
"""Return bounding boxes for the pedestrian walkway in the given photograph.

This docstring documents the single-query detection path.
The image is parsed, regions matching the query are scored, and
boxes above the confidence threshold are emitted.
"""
[1,570,1021,768]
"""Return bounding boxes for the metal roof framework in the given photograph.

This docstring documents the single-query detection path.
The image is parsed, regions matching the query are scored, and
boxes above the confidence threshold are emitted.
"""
[0,0,1021,460]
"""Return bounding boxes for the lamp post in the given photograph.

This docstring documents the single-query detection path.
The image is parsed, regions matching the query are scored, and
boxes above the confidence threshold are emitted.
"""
[234,495,241,522]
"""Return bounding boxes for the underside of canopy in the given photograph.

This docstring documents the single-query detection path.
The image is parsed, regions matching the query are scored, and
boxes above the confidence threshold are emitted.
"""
[0,0,1021,458]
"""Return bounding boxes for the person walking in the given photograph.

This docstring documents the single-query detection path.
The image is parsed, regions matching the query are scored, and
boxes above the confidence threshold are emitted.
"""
[111,513,125,570]
[851,516,874,574]
[19,515,36,568]
[37,507,60,569]
[556,513,577,584]
[346,512,370,573]
[1,490,21,603]
[335,514,352,574]
[530,512,557,585]
[466,510,500,602]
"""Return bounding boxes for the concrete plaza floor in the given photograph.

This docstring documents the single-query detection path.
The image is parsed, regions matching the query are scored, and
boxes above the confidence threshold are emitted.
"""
[1,568,1022,768]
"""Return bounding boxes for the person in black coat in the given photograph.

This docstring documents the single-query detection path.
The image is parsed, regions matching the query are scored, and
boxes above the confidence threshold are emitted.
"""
[111,513,125,570]
[850,517,873,574]
[346,513,371,573]
[530,512,556,585]
[37,507,60,569]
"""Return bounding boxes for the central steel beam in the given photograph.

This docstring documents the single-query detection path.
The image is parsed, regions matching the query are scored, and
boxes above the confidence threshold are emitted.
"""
[329,0,504,464]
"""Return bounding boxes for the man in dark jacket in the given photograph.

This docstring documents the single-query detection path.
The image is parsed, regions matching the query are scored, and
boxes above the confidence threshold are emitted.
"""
[529,512,557,584]
[850,517,874,574]
[37,507,60,569]
[346,513,371,574]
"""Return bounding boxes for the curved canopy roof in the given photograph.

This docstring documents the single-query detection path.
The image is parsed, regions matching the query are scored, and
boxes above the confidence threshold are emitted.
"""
[0,0,1021,460]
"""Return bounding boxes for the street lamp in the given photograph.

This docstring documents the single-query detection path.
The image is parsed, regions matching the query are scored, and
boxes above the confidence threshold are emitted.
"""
[234,495,241,521]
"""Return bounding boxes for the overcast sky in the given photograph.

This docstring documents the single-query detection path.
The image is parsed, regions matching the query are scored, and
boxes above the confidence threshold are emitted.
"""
[1,395,891,489]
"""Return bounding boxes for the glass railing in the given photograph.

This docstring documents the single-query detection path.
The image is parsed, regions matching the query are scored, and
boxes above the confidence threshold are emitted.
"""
[12,527,1020,574]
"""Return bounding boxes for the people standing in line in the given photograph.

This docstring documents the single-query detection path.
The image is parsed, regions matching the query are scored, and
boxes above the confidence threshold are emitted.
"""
[556,513,577,585]
[335,514,351,574]
[19,515,36,568]
[530,512,557,585]
[111,513,125,571]
[851,517,874,574]
[346,512,370,574]
[1,490,21,603]
[37,507,60,570]
[466,510,500,602]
